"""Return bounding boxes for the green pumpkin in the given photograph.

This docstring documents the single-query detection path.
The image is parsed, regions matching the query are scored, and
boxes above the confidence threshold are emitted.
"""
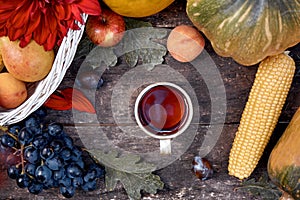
[268,108,300,200]
[186,0,300,66]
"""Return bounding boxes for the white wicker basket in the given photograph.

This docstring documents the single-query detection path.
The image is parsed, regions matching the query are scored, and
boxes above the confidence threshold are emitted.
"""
[0,14,88,126]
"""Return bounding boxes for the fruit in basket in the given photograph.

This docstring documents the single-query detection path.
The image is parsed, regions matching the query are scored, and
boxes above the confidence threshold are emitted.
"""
[268,107,300,200]
[167,25,205,62]
[0,72,27,109]
[86,9,125,47]
[228,53,295,180]
[103,0,174,17]
[186,0,300,66]
[0,37,54,82]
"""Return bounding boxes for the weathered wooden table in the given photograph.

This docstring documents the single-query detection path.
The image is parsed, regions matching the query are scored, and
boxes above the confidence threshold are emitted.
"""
[1,0,300,199]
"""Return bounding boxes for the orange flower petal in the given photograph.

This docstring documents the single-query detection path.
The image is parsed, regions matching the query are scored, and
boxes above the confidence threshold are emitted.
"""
[75,0,101,16]
[9,1,33,29]
[27,12,41,35]
[19,34,33,48]
[45,11,58,34]
[43,31,58,51]
[0,1,20,10]
[8,27,25,41]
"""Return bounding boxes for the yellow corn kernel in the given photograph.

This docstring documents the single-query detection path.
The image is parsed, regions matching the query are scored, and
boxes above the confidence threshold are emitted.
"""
[228,53,296,180]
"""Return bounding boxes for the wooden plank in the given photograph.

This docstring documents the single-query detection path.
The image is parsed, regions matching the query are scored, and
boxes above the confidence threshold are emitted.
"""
[1,0,300,199]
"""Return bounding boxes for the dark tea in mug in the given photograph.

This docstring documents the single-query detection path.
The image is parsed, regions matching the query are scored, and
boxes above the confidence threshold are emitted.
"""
[136,83,190,136]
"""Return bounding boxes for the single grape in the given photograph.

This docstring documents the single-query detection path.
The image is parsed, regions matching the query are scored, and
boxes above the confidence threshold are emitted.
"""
[8,124,22,136]
[48,123,63,137]
[41,130,51,140]
[60,147,72,161]
[81,179,97,192]
[43,177,57,189]
[59,134,73,149]
[45,156,64,170]
[33,108,47,119]
[83,164,105,182]
[24,115,42,135]
[89,164,105,178]
[24,146,40,164]
[76,158,85,169]
[83,170,96,182]
[40,146,54,160]
[25,163,37,177]
[35,165,52,184]
[30,126,43,136]
[28,181,43,194]
[1,134,16,148]
[59,177,72,187]
[71,146,82,161]
[66,163,82,178]
[60,186,75,198]
[18,127,34,145]
[52,179,59,188]
[16,173,32,188]
[72,176,83,188]
[50,140,63,153]
[97,78,104,89]
[32,136,48,150]
[53,168,66,181]
[7,165,22,179]
[25,115,40,128]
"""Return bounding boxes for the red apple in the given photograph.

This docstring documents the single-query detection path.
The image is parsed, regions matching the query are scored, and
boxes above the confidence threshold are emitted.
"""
[86,9,125,47]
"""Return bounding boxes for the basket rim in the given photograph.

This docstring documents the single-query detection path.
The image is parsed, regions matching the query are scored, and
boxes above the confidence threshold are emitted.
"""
[0,13,88,126]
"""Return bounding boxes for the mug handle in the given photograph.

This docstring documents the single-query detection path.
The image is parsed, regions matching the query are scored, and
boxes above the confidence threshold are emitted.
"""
[160,139,172,155]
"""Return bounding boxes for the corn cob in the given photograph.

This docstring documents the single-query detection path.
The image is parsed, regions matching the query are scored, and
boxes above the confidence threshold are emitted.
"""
[228,53,296,180]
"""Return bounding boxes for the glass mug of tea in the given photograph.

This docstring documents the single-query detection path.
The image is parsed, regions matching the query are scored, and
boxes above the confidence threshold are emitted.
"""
[134,82,193,155]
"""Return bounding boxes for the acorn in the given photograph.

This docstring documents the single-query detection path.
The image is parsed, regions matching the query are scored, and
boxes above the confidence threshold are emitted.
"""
[192,156,213,180]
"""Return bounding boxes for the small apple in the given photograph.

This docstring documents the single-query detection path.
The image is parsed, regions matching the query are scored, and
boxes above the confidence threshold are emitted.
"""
[86,9,125,47]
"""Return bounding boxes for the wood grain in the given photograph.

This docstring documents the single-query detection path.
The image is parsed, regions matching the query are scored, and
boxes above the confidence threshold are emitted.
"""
[1,0,300,199]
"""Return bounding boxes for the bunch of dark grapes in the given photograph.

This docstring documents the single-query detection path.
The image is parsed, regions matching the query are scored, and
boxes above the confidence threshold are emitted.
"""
[0,108,105,198]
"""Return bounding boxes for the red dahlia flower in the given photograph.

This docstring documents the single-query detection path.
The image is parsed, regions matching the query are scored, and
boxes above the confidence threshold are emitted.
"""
[0,0,101,51]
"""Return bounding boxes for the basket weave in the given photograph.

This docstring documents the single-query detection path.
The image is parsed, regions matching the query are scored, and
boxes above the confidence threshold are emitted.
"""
[0,14,88,126]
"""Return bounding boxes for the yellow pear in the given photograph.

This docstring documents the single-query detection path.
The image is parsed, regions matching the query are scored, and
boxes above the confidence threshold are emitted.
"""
[0,37,54,82]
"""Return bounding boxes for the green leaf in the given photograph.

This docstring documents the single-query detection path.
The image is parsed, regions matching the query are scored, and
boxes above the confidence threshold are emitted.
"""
[235,172,282,199]
[81,46,118,69]
[88,150,164,200]
[121,27,168,69]
[74,21,166,70]
[125,51,139,67]
[105,167,164,200]
[89,150,156,174]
